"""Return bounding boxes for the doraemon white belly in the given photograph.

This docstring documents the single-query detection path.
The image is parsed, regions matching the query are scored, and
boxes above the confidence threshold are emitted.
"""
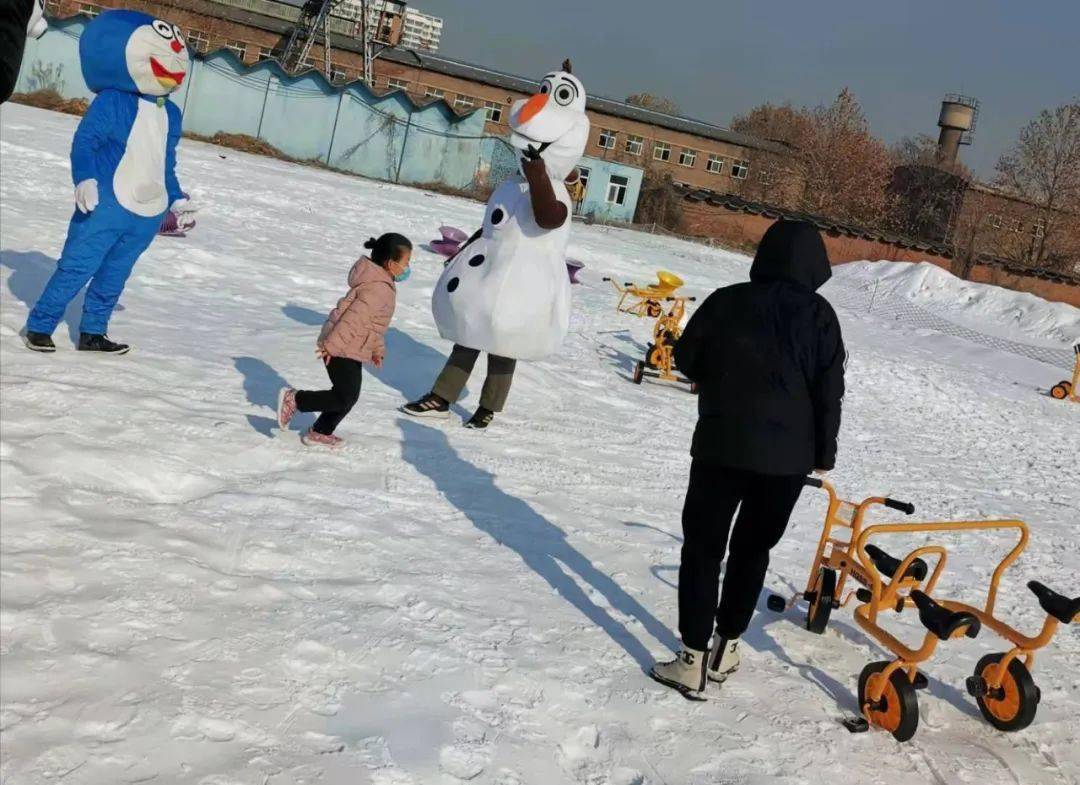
[432,175,572,360]
[113,99,169,217]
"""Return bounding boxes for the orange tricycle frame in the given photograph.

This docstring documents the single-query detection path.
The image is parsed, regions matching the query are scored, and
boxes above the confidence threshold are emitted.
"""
[777,478,1076,741]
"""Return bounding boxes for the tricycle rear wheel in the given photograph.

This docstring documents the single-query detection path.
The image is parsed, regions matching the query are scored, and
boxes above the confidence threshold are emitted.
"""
[806,568,836,634]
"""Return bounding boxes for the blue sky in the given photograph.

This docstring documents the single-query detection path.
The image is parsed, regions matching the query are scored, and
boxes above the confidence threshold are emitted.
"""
[409,0,1078,178]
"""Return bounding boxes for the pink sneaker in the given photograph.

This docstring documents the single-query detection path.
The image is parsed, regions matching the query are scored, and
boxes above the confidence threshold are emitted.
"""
[301,429,344,448]
[277,388,297,429]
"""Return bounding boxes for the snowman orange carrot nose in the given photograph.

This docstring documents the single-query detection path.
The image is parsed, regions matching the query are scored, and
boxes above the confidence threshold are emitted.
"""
[518,93,548,124]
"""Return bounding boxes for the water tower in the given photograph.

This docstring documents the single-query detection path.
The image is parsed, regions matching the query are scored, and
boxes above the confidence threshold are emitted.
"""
[936,94,979,166]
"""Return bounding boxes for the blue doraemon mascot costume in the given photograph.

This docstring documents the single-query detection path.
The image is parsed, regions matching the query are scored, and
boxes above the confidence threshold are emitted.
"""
[24,10,196,354]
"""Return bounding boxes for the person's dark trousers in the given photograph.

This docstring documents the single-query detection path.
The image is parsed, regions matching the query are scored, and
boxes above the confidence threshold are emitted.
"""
[295,357,363,435]
[432,344,517,412]
[678,460,805,651]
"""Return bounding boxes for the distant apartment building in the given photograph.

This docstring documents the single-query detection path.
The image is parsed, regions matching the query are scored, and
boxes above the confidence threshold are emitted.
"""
[334,0,404,45]
[400,6,442,51]
[332,1,440,51]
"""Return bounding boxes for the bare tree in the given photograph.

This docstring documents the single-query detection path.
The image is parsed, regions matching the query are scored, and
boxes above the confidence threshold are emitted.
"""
[626,93,679,115]
[994,99,1080,272]
[634,165,683,229]
[885,133,971,242]
[731,90,892,225]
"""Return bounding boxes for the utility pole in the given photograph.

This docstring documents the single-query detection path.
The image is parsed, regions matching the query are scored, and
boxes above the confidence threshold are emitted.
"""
[361,0,373,84]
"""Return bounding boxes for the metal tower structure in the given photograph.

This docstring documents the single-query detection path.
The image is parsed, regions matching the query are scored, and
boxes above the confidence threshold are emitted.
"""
[282,0,339,74]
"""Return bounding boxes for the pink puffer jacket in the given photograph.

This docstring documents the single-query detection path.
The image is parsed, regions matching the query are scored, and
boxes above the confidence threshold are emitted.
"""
[318,257,396,362]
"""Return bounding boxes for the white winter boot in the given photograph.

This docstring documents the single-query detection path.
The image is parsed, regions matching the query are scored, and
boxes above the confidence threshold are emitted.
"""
[707,637,740,684]
[650,647,708,699]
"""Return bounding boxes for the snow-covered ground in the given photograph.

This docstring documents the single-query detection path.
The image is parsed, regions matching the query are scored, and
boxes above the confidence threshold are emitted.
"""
[2,102,1078,785]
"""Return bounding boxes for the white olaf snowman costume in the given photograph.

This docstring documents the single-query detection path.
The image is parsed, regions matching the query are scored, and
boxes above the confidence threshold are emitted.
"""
[432,65,589,361]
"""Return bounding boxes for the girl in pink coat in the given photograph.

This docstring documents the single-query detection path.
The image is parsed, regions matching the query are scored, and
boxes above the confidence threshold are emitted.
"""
[277,233,412,447]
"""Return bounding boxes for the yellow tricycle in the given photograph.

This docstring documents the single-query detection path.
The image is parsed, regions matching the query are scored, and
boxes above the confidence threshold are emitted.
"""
[602,272,697,391]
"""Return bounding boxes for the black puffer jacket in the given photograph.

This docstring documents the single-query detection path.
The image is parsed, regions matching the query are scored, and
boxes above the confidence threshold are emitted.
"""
[674,220,845,474]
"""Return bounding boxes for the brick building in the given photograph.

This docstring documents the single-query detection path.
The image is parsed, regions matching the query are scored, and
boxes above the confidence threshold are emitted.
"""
[45,0,786,196]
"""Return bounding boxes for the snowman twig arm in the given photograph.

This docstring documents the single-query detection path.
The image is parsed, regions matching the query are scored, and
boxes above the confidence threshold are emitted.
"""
[522,157,569,230]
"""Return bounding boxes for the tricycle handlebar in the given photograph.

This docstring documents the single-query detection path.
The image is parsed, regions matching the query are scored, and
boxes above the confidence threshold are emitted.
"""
[884,498,915,515]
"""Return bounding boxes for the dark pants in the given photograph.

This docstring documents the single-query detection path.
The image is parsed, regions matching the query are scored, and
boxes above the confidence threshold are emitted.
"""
[431,344,517,412]
[678,460,804,650]
[295,357,363,435]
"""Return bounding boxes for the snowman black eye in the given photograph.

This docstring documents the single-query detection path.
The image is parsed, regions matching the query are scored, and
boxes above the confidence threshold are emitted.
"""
[540,81,551,95]
[490,207,505,225]
[555,86,574,106]
[152,20,174,39]
[172,25,185,46]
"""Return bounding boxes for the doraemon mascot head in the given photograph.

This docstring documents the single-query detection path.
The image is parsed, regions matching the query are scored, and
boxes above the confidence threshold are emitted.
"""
[80,10,190,97]
[508,60,589,181]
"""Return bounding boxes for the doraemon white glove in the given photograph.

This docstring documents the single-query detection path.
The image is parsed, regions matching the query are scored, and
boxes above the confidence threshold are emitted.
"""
[74,179,99,213]
[169,197,198,230]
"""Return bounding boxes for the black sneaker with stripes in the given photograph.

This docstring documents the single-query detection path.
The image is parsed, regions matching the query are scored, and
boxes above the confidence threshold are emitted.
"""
[401,392,450,418]
[464,407,494,430]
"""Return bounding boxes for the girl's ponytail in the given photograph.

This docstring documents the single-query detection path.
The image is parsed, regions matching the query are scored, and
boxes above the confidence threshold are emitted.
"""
[366,233,413,266]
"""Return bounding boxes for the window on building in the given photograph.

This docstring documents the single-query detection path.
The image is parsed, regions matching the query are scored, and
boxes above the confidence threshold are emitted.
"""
[1033,217,1047,237]
[577,166,591,193]
[731,159,749,179]
[606,174,629,205]
[678,148,697,168]
[186,30,210,53]
[225,40,247,60]
[653,141,671,162]
[598,129,617,150]
[1010,217,1023,233]
[258,46,274,61]
[989,213,1003,229]
[759,169,773,185]
[425,86,444,99]
[44,0,62,14]
[483,101,504,123]
[330,67,347,83]
[706,154,724,174]
[454,95,475,110]
[386,77,409,91]
[624,135,644,156]
[78,2,102,18]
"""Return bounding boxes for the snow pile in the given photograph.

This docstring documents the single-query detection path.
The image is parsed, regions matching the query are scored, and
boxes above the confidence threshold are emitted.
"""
[2,104,1079,785]
[832,260,1080,347]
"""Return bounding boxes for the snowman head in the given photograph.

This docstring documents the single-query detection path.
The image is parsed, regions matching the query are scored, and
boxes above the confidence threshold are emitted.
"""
[509,60,590,181]
[80,10,190,97]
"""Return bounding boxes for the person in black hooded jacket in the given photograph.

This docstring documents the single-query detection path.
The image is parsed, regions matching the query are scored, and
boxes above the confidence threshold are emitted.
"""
[651,219,845,698]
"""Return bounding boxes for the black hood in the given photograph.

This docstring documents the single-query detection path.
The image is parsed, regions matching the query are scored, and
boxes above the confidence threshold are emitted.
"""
[749,220,832,291]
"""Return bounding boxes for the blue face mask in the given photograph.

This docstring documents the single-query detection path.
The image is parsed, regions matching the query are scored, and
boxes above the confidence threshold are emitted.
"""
[393,267,411,283]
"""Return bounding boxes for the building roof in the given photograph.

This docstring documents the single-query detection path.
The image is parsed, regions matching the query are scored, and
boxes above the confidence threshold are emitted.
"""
[191,0,788,155]
[377,48,787,154]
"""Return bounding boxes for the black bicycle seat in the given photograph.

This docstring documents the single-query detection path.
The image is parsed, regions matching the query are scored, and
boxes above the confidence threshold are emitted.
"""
[910,590,980,640]
[865,544,928,582]
[1028,581,1080,624]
